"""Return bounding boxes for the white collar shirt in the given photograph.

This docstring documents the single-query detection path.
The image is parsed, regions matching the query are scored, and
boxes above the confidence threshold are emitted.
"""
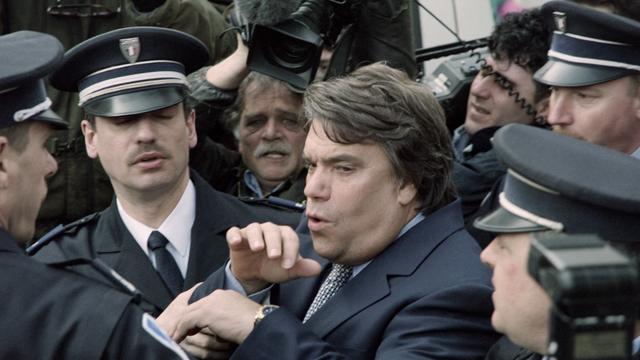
[116,180,196,277]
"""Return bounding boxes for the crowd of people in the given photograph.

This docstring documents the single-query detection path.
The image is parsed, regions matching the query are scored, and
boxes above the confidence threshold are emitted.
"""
[1,0,639,359]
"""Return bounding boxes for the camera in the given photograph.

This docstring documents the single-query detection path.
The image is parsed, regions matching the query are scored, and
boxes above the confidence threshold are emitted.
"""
[239,0,355,91]
[528,232,640,360]
[419,43,488,133]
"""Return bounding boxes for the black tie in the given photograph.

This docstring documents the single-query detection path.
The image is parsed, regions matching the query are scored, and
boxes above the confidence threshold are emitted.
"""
[147,231,183,297]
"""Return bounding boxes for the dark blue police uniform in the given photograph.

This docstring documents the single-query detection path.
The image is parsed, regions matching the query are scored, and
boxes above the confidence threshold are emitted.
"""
[0,30,190,359]
[30,27,300,317]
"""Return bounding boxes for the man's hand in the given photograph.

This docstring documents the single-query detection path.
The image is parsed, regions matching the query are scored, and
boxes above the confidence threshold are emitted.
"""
[171,289,261,345]
[180,328,235,360]
[158,285,235,359]
[226,222,322,294]
[205,33,249,90]
[157,284,199,335]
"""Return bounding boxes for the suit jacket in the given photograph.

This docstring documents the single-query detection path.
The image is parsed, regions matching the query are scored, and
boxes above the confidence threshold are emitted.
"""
[485,336,542,360]
[33,171,300,316]
[193,200,500,359]
[0,229,189,359]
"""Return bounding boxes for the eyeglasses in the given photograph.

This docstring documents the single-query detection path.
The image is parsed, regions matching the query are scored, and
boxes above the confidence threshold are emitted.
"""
[47,2,121,18]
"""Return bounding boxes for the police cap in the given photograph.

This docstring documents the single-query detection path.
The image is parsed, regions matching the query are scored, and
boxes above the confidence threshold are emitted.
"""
[50,26,209,117]
[474,124,640,243]
[0,31,67,129]
[534,0,640,87]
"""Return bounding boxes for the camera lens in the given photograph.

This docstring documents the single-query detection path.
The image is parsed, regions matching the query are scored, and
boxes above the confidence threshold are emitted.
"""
[266,32,314,72]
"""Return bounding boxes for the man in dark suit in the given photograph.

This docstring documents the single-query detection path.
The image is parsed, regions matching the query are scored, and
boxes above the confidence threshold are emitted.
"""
[30,27,298,357]
[474,124,640,359]
[0,30,191,359]
[158,62,499,359]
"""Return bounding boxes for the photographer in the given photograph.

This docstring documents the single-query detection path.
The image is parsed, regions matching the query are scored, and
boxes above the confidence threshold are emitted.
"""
[189,0,418,206]
[474,124,640,359]
[189,35,308,205]
[452,8,551,224]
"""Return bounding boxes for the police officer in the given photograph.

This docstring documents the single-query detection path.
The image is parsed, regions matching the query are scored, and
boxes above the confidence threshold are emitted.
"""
[468,0,640,248]
[1,0,237,238]
[30,24,298,342]
[535,0,640,158]
[474,124,640,359]
[0,30,192,359]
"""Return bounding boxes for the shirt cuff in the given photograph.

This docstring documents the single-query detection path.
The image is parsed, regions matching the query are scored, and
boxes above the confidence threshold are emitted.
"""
[224,261,272,304]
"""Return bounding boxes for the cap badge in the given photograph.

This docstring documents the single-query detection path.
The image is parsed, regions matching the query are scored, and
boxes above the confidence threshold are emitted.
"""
[119,37,140,63]
[553,11,567,33]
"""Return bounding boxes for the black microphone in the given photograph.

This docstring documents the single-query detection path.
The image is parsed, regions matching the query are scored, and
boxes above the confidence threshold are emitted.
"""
[234,0,303,25]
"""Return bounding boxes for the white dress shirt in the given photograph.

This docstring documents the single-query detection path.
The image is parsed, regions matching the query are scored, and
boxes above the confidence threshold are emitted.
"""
[117,180,196,277]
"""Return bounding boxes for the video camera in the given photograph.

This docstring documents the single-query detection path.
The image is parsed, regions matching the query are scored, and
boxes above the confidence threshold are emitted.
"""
[528,232,640,360]
[234,0,358,91]
[417,39,488,133]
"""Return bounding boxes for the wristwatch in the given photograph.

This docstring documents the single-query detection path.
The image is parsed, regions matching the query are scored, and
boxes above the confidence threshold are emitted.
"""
[254,304,280,327]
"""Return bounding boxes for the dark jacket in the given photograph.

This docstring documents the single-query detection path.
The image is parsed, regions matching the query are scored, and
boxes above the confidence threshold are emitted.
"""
[484,337,543,360]
[33,171,300,316]
[0,228,191,359]
[452,125,506,223]
[193,200,500,359]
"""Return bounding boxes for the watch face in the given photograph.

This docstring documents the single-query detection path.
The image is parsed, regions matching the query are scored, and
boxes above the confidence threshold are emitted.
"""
[255,305,279,327]
[262,305,279,316]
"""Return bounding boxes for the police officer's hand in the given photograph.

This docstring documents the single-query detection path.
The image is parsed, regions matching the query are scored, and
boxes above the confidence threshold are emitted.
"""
[170,289,260,345]
[181,328,234,360]
[158,285,234,359]
[226,222,322,294]
[157,284,200,334]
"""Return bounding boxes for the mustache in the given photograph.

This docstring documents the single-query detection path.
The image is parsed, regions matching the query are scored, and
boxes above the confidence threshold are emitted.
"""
[127,144,170,165]
[254,141,292,158]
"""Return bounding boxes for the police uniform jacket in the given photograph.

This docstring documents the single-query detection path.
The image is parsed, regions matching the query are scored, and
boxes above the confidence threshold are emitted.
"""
[193,200,500,359]
[0,228,191,359]
[33,170,300,316]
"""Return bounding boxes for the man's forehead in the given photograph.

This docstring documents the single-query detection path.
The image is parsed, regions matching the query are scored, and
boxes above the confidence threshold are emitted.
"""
[303,122,377,160]
[245,81,301,102]
[489,55,533,78]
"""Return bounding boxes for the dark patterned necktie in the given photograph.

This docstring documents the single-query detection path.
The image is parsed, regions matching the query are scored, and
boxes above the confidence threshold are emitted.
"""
[147,231,183,297]
[303,263,353,323]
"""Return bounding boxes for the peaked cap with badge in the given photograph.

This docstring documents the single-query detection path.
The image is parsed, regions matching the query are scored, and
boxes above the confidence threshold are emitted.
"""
[534,0,640,87]
[50,26,209,117]
[474,124,640,243]
[0,31,68,129]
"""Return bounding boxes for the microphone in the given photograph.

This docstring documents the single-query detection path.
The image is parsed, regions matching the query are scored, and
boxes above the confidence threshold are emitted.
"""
[234,0,304,25]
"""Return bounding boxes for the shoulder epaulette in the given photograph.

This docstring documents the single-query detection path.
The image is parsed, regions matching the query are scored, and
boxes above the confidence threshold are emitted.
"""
[62,212,101,233]
[26,212,101,256]
[239,196,306,212]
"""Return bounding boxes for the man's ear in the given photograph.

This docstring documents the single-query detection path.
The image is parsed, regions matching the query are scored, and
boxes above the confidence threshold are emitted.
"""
[187,109,197,149]
[632,85,640,121]
[0,136,10,189]
[81,119,99,159]
[397,180,418,206]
